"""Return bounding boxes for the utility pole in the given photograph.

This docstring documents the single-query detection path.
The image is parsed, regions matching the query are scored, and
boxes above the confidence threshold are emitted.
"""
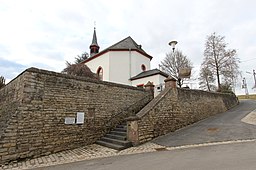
[253,69,256,89]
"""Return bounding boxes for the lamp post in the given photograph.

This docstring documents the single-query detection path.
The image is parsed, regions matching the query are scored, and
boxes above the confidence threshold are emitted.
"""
[253,69,256,89]
[242,77,249,96]
[246,69,256,89]
[168,40,178,52]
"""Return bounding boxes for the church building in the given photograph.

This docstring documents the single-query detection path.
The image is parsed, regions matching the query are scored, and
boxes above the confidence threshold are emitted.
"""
[81,28,168,95]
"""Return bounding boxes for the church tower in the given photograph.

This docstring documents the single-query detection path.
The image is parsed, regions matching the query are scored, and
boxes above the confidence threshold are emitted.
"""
[89,27,100,57]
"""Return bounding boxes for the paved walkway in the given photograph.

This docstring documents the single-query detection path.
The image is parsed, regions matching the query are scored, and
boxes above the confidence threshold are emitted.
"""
[0,142,165,170]
[242,109,256,125]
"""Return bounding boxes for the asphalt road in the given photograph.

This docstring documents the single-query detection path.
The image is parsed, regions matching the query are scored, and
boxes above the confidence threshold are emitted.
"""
[36,141,256,170]
[35,100,256,170]
[153,99,256,147]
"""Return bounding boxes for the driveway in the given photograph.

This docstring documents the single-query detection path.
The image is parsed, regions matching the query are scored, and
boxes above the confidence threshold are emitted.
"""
[153,99,256,147]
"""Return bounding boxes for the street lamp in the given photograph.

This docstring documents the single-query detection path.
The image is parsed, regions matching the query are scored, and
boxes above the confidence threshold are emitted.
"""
[246,69,256,89]
[242,77,249,96]
[168,40,178,52]
[159,41,177,71]
[253,70,256,89]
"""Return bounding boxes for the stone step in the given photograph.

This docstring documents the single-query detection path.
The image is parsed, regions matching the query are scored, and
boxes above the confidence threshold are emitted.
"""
[96,140,126,150]
[110,130,126,136]
[101,137,132,147]
[96,121,132,151]
[105,134,127,140]
[114,127,126,132]
[120,121,127,125]
[116,124,127,129]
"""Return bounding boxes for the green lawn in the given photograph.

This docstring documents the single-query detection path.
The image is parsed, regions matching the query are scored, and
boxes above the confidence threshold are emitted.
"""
[237,94,256,100]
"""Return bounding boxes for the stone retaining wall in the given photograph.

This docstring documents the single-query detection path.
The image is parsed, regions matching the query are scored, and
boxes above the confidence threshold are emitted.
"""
[0,68,152,163]
[127,87,239,145]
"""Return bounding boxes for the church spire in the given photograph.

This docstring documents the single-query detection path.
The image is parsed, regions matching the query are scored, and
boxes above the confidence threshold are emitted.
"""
[90,27,100,57]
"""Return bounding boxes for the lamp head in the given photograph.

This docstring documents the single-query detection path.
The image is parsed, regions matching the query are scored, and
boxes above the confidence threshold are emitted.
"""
[169,40,178,52]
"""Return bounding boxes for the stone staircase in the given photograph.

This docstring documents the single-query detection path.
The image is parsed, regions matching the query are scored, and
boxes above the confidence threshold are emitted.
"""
[96,122,132,150]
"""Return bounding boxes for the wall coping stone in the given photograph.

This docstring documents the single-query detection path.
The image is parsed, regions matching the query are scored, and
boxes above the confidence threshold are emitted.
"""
[125,115,140,121]
[136,87,172,118]
[5,67,146,92]
[136,87,238,119]
[177,87,237,97]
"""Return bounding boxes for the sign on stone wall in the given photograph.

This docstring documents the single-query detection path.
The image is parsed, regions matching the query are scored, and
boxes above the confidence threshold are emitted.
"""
[64,117,76,124]
[76,112,85,124]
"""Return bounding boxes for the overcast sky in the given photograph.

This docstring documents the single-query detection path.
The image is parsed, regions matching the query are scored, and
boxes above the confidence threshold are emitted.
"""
[0,0,256,94]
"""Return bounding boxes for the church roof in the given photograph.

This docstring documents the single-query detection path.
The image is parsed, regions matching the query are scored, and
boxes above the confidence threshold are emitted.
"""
[107,36,146,53]
[90,27,99,47]
[82,36,153,64]
[130,69,169,81]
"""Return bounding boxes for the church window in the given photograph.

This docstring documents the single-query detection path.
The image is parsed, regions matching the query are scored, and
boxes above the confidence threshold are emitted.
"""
[97,67,103,80]
[141,64,146,71]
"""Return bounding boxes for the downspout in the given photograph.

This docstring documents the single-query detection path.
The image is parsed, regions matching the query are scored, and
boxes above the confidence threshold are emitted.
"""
[129,48,132,85]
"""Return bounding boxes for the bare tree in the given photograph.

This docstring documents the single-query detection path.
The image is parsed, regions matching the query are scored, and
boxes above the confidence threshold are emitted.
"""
[62,51,98,79]
[62,62,98,80]
[198,65,216,91]
[203,32,239,91]
[75,52,89,64]
[161,50,193,87]
[0,76,5,89]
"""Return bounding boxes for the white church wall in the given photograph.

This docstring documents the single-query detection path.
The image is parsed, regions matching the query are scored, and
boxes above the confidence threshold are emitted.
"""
[109,51,131,85]
[108,51,151,85]
[131,74,167,97]
[85,53,110,81]
[131,51,151,77]
[85,49,151,86]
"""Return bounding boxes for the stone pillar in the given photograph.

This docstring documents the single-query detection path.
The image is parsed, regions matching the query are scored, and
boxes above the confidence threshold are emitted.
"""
[144,81,155,97]
[164,76,177,88]
[126,116,140,146]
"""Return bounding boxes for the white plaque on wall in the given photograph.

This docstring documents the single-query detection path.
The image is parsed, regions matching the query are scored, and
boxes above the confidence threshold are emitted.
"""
[76,112,85,124]
[65,117,75,124]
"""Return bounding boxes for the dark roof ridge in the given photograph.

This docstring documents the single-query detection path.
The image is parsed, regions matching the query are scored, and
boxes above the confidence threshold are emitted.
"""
[107,36,132,49]
[107,36,145,51]
[130,69,169,81]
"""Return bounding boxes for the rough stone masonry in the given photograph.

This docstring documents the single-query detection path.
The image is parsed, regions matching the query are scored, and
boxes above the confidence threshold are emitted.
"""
[0,68,153,164]
[127,78,239,145]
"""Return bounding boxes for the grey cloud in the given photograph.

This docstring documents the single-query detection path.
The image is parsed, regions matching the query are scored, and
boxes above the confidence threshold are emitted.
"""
[29,62,56,71]
[27,42,65,61]
[0,44,10,56]
[0,58,26,80]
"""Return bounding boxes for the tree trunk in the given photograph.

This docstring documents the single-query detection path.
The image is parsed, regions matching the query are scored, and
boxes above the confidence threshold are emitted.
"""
[216,66,221,91]
[177,78,182,88]
[212,38,221,91]
[206,77,211,91]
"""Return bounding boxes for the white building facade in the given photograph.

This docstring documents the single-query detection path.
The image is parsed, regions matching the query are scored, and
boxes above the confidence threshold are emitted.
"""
[81,28,168,95]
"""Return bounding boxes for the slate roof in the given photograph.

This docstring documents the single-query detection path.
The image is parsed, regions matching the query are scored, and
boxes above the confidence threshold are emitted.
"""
[130,69,169,81]
[107,36,147,53]
[90,28,99,46]
[82,36,153,64]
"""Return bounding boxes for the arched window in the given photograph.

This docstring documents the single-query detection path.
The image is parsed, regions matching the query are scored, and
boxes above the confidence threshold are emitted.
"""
[97,67,103,80]
[141,64,146,71]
